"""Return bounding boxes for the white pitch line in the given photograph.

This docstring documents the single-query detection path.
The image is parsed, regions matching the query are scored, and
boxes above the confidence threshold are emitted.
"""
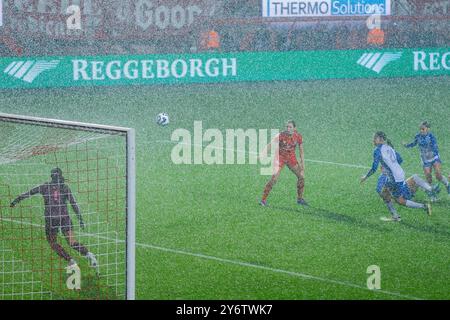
[153,140,371,169]
[134,242,422,300]
[0,217,423,300]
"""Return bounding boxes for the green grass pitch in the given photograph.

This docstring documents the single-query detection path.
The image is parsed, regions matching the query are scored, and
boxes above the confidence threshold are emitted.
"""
[1,76,449,299]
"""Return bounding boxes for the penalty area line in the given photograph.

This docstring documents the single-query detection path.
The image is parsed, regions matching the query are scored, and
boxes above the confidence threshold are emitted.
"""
[1,218,422,300]
[137,242,422,300]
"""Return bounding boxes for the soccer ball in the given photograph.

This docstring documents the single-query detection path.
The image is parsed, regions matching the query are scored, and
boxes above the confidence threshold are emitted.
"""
[156,113,169,126]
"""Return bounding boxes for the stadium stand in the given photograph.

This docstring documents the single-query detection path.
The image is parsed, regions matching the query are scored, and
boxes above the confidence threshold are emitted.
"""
[0,0,448,56]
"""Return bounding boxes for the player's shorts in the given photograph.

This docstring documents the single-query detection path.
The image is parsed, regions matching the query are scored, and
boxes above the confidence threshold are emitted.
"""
[277,153,299,169]
[422,156,441,168]
[388,181,413,200]
[376,174,389,194]
[45,215,73,235]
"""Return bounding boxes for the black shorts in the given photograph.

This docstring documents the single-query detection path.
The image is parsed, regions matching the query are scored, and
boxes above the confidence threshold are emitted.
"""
[45,215,73,236]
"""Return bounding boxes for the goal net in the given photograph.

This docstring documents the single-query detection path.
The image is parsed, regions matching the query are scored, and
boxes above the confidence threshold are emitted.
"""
[0,113,135,300]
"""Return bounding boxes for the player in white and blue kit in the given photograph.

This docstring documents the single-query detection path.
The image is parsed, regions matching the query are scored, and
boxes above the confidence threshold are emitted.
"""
[404,121,449,195]
[376,145,403,197]
[376,145,404,212]
[375,164,401,220]
[377,149,438,203]
[361,132,432,221]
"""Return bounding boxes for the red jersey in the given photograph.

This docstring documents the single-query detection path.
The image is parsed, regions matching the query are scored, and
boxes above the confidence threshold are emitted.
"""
[278,131,303,158]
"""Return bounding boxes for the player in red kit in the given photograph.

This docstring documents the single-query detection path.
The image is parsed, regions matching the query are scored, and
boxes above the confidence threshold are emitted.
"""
[260,120,307,206]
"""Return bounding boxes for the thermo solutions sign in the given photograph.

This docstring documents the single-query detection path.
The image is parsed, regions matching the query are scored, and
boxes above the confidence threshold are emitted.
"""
[262,0,391,17]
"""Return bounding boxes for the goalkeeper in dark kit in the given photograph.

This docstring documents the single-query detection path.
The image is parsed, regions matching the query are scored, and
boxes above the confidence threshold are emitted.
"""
[10,168,98,273]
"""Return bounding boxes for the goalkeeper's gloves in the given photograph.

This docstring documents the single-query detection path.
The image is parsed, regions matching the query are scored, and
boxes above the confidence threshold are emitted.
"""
[80,219,85,230]
[10,199,19,208]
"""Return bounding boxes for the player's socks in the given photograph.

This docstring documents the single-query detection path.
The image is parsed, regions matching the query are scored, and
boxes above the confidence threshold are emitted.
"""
[86,252,97,264]
[297,177,305,200]
[405,200,425,209]
[386,201,398,216]
[262,182,274,202]
[440,176,449,187]
[68,259,77,267]
[86,252,100,275]
[48,236,72,261]
[432,184,441,193]
[71,241,89,256]
[426,184,440,202]
[412,174,432,192]
[86,252,98,267]
[440,176,450,194]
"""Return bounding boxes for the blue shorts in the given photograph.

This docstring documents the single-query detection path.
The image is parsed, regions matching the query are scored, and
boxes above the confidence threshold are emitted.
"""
[388,181,413,200]
[423,157,441,169]
[376,175,389,194]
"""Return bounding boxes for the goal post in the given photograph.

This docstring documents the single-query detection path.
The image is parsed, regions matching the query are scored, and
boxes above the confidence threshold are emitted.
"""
[126,125,136,301]
[0,113,135,300]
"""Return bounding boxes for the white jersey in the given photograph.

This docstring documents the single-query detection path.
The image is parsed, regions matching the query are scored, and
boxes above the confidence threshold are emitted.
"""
[369,144,405,183]
[379,144,405,182]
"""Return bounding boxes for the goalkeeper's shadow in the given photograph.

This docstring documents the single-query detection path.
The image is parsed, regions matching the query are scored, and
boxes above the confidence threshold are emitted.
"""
[77,274,122,300]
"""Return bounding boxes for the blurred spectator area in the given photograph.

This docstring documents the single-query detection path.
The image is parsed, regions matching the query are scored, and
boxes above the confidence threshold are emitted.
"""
[216,15,450,52]
[0,0,448,56]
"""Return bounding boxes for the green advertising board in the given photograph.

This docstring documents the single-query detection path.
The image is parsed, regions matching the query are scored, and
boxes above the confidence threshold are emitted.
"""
[0,48,448,89]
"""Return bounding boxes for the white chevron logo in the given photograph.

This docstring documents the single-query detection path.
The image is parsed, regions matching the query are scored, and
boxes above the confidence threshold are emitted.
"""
[357,52,402,74]
[3,60,60,83]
